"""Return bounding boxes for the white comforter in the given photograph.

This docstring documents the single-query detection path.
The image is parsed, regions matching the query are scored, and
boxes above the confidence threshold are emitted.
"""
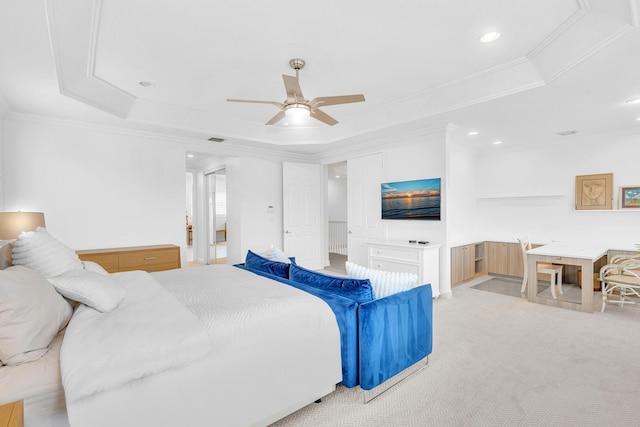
[60,270,211,405]
[61,265,341,427]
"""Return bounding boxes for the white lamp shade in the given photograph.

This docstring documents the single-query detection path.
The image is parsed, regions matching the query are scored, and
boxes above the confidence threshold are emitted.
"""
[284,104,311,125]
[0,212,46,240]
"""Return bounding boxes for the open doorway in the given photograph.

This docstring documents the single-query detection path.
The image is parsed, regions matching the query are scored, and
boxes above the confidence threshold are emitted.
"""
[326,162,347,274]
[205,169,227,264]
[185,171,195,263]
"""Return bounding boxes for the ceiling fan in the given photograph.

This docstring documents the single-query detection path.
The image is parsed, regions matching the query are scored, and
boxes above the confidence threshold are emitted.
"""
[227,58,365,126]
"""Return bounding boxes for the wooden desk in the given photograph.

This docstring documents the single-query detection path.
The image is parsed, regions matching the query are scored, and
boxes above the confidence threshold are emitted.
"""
[0,400,23,427]
[526,242,608,313]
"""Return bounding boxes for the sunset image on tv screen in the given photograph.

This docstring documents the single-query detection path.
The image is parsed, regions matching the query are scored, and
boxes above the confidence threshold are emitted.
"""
[381,178,441,220]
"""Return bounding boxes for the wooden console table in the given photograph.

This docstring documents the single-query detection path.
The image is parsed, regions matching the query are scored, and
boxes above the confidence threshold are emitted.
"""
[77,244,181,273]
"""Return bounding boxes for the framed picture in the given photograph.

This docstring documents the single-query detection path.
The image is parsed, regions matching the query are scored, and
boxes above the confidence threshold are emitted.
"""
[619,186,640,208]
[575,173,613,210]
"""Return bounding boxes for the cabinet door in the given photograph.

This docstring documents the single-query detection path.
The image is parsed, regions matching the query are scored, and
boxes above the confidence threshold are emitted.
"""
[451,246,465,285]
[451,244,475,284]
[462,245,475,280]
[486,242,509,275]
[507,243,525,277]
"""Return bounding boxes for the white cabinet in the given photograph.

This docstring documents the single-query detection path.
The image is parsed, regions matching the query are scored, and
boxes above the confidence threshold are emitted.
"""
[367,241,441,297]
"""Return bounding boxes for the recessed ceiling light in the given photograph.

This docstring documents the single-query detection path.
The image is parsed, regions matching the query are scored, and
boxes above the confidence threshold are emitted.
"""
[187,154,195,158]
[139,81,155,87]
[492,140,503,145]
[479,31,500,43]
[467,131,479,136]
[636,117,640,121]
[626,97,640,104]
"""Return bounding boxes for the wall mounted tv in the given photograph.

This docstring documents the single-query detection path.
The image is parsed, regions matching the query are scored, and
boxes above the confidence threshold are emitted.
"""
[381,178,441,220]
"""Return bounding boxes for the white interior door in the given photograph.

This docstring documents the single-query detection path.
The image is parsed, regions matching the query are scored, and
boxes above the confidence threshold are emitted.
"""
[205,169,226,265]
[348,153,383,265]
[283,162,323,269]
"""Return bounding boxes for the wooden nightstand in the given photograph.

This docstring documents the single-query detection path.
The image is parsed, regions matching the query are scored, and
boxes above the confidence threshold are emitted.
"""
[0,400,23,427]
[77,244,181,273]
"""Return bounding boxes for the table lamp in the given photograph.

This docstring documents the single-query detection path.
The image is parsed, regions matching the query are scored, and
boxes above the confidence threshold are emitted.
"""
[0,211,46,268]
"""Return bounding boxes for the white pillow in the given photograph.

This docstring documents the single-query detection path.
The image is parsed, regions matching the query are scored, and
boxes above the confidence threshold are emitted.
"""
[12,227,83,278]
[345,261,418,299]
[48,269,125,313]
[82,260,109,275]
[0,266,72,365]
[260,246,291,264]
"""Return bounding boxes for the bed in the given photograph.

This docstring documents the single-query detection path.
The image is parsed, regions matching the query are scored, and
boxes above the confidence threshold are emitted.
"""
[0,229,342,427]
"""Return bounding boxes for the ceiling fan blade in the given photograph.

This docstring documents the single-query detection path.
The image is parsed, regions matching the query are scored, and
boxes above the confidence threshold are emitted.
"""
[265,110,286,125]
[310,108,338,126]
[282,75,304,101]
[227,99,284,109]
[309,94,365,108]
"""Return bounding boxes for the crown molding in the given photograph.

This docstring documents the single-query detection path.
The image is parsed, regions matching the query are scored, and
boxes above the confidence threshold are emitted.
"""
[45,0,135,119]
[314,122,450,164]
[528,0,637,83]
[527,1,590,58]
[4,112,311,162]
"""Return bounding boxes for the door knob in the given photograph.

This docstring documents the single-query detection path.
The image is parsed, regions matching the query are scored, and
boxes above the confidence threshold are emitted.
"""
[285,230,292,234]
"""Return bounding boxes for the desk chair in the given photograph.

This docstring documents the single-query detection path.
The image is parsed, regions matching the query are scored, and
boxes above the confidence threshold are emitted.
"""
[519,236,564,299]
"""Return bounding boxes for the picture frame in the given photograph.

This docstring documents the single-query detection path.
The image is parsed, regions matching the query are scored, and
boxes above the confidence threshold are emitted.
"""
[619,186,640,209]
[575,173,613,210]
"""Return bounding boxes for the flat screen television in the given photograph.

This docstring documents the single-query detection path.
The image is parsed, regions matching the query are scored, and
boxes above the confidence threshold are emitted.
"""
[381,178,441,220]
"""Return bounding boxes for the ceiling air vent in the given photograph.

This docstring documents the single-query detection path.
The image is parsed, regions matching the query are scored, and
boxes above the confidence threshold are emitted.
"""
[208,137,225,142]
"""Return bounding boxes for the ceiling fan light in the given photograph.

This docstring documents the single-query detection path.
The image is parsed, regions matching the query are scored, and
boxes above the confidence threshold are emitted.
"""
[284,104,310,124]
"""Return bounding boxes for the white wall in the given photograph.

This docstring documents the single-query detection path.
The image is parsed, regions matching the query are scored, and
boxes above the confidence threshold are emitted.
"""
[2,117,186,256]
[446,138,484,246]
[226,157,283,265]
[5,114,639,296]
[380,135,447,245]
[379,130,450,295]
[469,132,640,249]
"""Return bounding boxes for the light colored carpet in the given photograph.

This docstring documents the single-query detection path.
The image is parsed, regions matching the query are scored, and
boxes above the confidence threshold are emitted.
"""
[271,277,640,426]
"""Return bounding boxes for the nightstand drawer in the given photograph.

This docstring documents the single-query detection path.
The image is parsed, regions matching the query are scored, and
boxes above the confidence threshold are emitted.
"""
[368,246,421,262]
[369,258,420,276]
[78,245,181,273]
[119,249,178,269]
